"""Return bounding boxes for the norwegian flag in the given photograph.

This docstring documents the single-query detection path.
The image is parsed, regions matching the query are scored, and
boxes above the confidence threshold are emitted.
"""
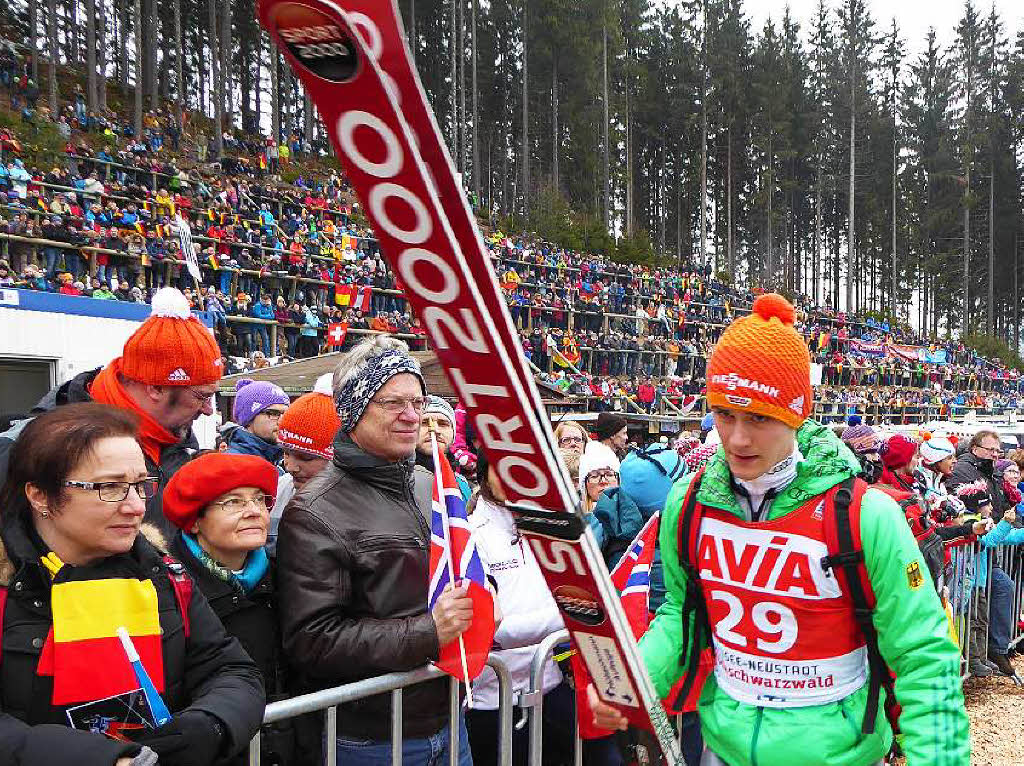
[428,438,494,683]
[609,513,660,640]
[574,511,710,735]
[573,513,659,738]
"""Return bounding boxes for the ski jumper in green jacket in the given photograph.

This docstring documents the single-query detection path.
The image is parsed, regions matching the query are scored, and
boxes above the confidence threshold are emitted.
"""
[639,420,970,766]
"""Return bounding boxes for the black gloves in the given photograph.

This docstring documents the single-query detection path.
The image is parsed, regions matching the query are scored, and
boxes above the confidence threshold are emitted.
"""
[136,710,225,766]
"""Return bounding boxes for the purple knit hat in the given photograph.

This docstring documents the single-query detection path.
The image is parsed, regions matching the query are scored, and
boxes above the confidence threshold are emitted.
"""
[841,422,878,454]
[232,378,290,426]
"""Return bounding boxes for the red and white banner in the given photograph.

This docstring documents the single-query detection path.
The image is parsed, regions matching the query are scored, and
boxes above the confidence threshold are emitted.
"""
[257,0,678,758]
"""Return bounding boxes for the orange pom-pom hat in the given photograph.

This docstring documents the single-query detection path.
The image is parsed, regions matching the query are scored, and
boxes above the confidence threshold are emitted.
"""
[705,293,812,429]
[120,288,223,386]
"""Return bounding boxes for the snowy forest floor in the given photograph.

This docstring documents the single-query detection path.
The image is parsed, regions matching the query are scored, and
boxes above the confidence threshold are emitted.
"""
[963,653,1024,765]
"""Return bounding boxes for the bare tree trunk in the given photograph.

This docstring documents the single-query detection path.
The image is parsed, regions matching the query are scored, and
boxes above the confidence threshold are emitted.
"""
[699,0,708,268]
[209,0,223,155]
[146,0,159,108]
[458,0,466,177]
[727,126,734,281]
[119,0,130,87]
[602,23,609,229]
[521,0,528,213]
[304,93,314,149]
[30,0,40,83]
[86,0,97,109]
[47,0,59,114]
[270,38,280,145]
[891,108,897,321]
[987,161,994,334]
[221,0,233,128]
[174,0,184,127]
[846,49,857,313]
[625,59,632,237]
[133,0,142,136]
[551,57,558,192]
[471,0,480,203]
[766,126,773,286]
[409,0,416,60]
[97,0,107,109]
[963,163,970,333]
[814,163,822,304]
[70,0,81,65]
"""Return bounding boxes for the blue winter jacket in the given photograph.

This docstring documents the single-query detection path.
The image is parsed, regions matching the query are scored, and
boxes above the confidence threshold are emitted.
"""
[224,426,283,466]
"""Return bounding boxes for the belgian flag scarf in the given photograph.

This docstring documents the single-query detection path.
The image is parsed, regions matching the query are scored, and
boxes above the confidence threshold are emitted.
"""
[37,552,165,706]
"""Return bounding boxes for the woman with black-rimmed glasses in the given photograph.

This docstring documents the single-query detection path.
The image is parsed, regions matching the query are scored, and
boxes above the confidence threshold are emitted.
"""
[0,402,264,766]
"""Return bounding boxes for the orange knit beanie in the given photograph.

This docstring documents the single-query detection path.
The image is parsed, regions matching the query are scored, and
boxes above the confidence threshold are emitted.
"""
[277,374,340,459]
[706,293,811,429]
[120,288,223,386]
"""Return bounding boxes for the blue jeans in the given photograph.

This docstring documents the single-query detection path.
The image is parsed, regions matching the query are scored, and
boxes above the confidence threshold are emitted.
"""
[989,566,1014,655]
[44,247,61,277]
[333,711,473,766]
[255,326,270,355]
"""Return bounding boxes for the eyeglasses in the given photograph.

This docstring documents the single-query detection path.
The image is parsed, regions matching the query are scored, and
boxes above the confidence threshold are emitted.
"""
[64,477,159,502]
[187,387,216,405]
[559,436,585,446]
[261,408,288,419]
[586,470,619,483]
[371,397,427,414]
[977,445,1004,456]
[210,494,275,514]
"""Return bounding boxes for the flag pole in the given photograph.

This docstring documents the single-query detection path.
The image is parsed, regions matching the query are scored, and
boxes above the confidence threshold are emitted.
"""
[431,432,474,707]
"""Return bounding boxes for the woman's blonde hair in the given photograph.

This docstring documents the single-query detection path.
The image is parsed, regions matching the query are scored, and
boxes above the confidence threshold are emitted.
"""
[554,419,588,444]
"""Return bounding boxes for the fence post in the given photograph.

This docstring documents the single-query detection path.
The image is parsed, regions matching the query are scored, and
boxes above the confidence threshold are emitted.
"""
[325,705,338,766]
[525,630,570,766]
[391,689,403,766]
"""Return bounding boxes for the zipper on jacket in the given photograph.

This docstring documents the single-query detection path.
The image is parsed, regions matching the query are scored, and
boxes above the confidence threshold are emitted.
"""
[750,707,764,766]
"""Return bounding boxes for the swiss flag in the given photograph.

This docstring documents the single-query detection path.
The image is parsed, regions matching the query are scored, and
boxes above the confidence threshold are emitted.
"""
[327,322,349,347]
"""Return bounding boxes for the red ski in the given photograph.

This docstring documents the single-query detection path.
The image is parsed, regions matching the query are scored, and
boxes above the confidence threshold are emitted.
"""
[257,1,682,761]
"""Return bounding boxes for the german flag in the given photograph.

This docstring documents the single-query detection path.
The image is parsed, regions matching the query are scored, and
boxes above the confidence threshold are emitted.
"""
[40,574,164,706]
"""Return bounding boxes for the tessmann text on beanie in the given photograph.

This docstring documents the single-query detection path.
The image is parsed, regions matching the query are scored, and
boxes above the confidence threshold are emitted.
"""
[705,293,812,429]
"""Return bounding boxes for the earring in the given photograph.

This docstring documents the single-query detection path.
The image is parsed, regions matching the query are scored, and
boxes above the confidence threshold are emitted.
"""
[38,509,49,518]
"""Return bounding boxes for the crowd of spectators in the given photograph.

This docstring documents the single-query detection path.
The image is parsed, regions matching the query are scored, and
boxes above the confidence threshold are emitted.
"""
[0,96,1021,417]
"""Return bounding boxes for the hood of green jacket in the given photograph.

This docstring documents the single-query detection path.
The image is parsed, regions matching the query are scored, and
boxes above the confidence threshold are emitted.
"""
[694,420,862,518]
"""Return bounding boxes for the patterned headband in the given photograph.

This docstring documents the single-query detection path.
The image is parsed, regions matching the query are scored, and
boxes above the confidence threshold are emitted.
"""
[336,348,425,433]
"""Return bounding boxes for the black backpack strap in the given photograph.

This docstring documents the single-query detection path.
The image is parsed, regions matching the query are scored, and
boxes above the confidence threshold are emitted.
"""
[821,477,895,735]
[671,469,711,710]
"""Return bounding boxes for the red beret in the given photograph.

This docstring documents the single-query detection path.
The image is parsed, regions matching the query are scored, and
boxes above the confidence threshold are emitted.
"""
[163,453,278,531]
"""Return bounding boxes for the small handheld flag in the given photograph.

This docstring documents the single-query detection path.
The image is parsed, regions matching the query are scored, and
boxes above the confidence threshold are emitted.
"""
[117,627,171,726]
[428,434,495,699]
[609,513,660,640]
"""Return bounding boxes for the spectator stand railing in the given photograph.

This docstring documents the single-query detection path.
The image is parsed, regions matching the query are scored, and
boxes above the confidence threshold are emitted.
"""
[247,657,513,766]
[11,144,1008,371]
[64,150,362,225]
[14,178,376,258]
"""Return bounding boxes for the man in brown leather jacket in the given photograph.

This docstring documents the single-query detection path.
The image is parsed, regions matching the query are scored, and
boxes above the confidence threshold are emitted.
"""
[276,336,475,765]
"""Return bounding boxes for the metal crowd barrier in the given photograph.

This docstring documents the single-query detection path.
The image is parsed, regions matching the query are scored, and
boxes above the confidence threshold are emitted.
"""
[247,658,512,766]
[949,534,1024,683]
[246,531,1024,766]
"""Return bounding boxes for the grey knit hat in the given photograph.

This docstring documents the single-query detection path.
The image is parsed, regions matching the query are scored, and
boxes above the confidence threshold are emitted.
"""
[333,336,425,432]
[423,395,457,428]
